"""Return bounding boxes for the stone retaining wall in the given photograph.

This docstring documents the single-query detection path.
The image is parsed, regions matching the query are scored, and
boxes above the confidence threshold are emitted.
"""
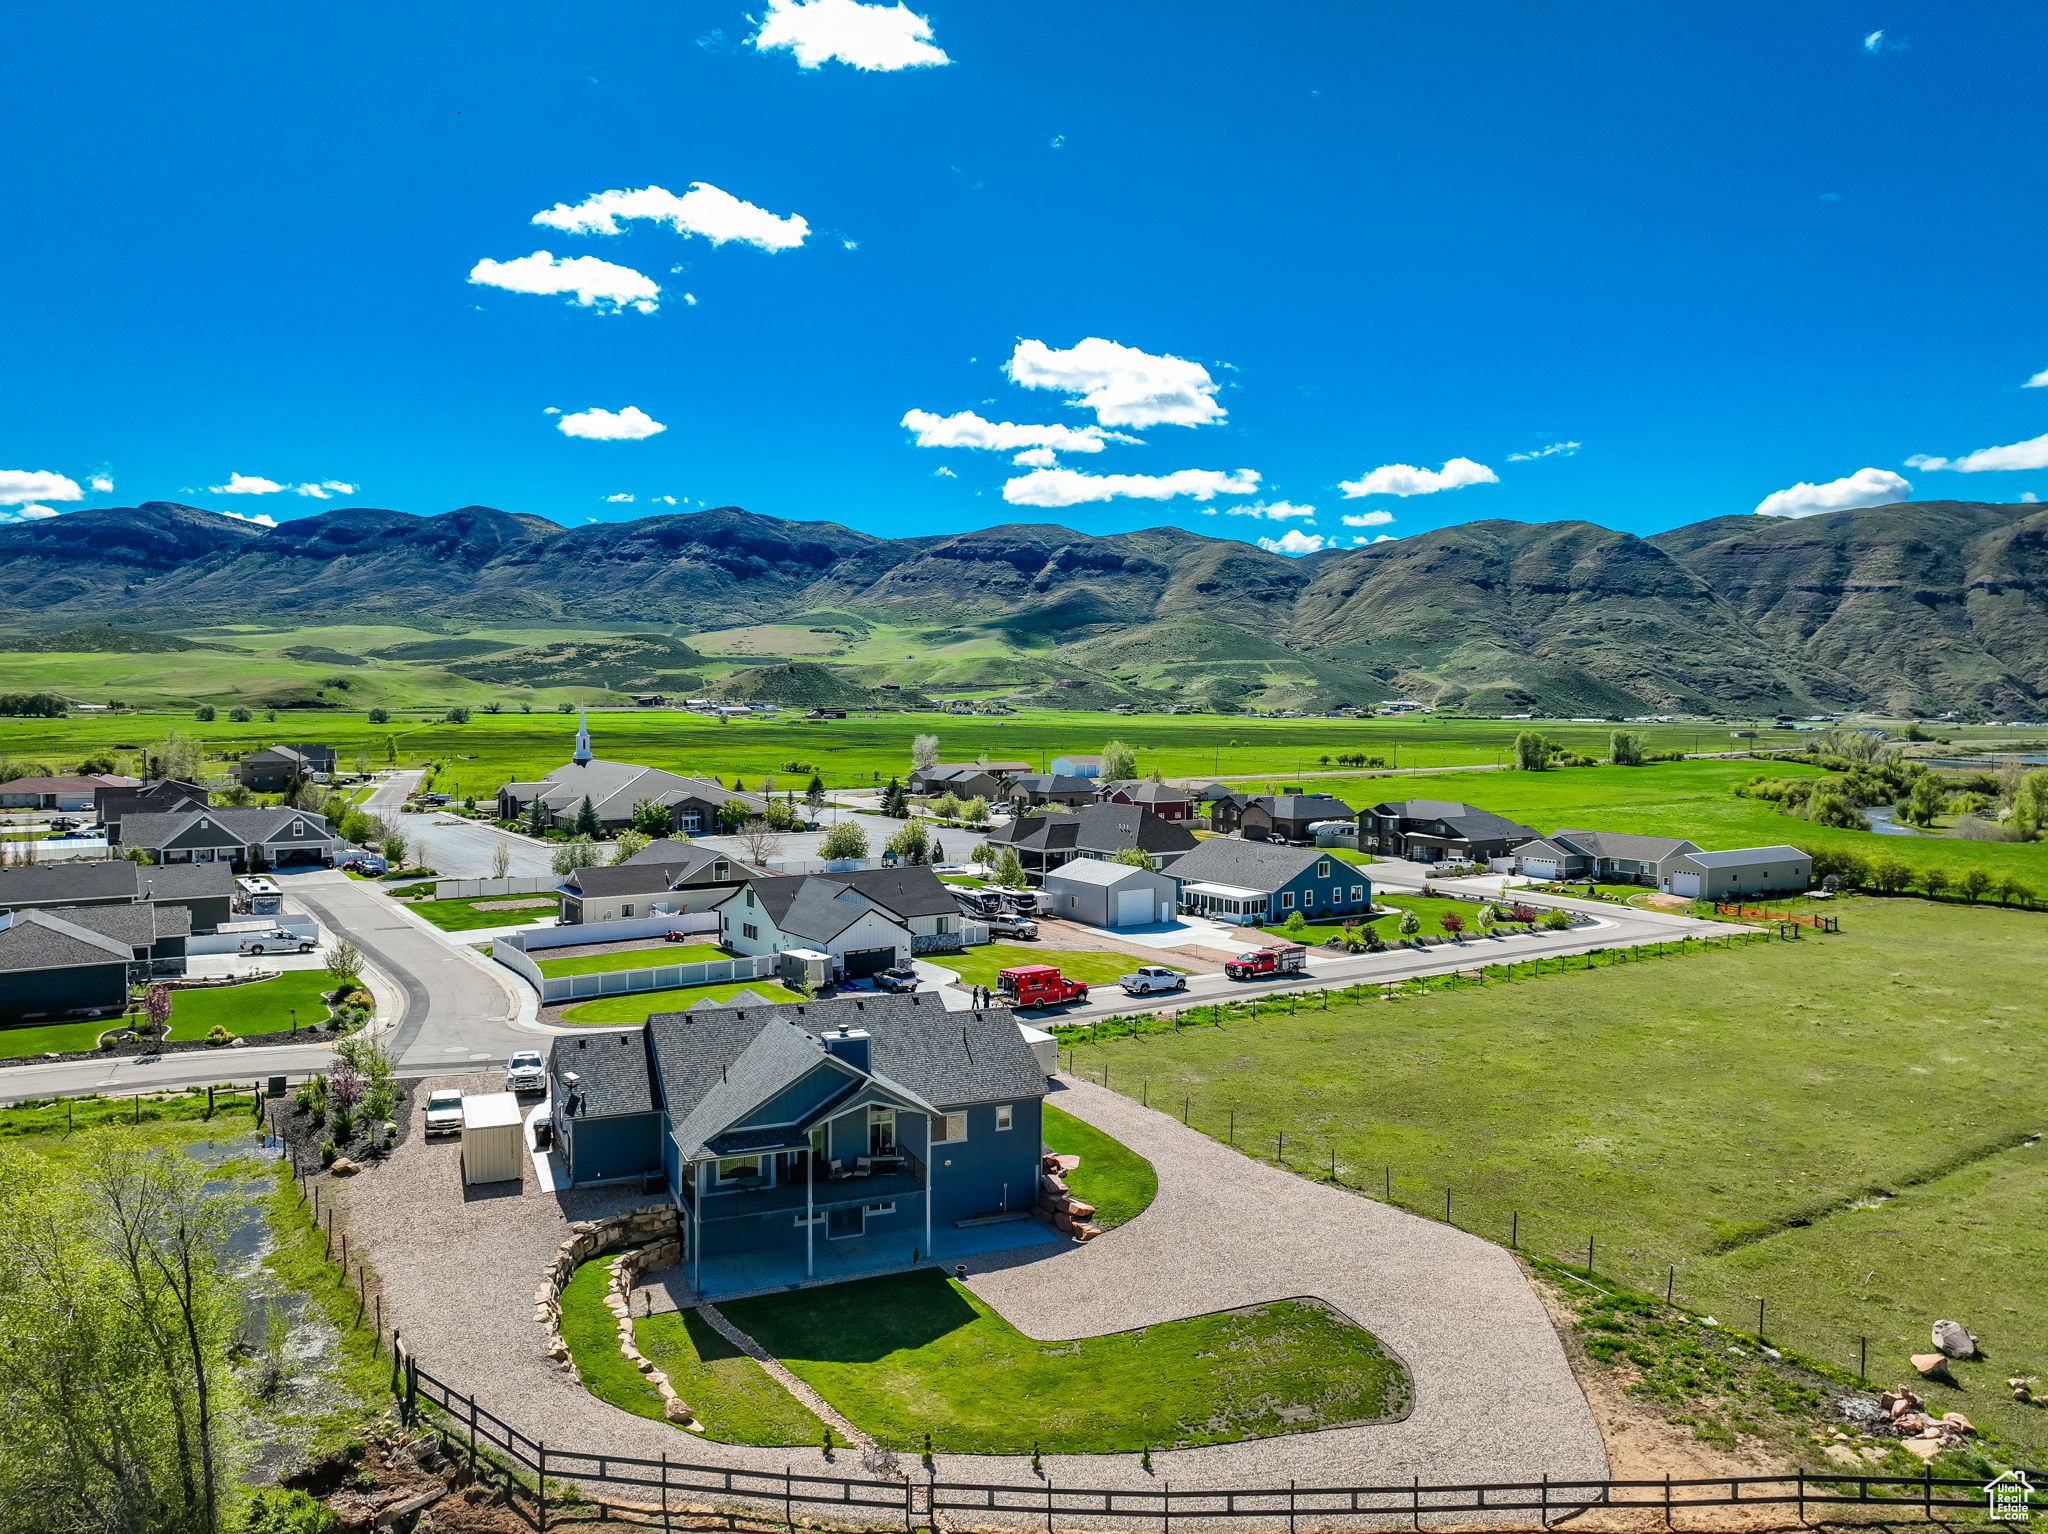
[1034,1152,1102,1241]
[533,1204,699,1425]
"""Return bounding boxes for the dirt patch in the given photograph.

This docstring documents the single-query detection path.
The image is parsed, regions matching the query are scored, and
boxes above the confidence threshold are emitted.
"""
[1030,918,1229,974]
[473,897,555,912]
[519,934,678,962]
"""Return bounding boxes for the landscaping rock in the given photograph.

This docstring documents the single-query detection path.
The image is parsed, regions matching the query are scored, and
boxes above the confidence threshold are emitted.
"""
[329,1158,362,1176]
[663,1396,695,1424]
[1931,1319,1978,1359]
[1903,1435,1942,1461]
[1911,1353,1950,1378]
[1940,1413,1973,1434]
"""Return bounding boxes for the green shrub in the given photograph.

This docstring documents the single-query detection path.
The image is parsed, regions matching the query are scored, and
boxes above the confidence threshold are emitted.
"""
[239,1487,339,1533]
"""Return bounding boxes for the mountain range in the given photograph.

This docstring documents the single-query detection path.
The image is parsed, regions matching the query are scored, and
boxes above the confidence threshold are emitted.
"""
[3,497,2043,716]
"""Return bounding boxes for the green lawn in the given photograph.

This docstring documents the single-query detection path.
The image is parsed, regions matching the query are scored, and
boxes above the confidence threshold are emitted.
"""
[531,942,728,977]
[926,944,1177,990]
[405,894,556,931]
[1061,895,2048,1456]
[721,1270,1409,1453]
[1260,893,1504,947]
[0,970,338,1056]
[636,1308,831,1446]
[559,979,802,1023]
[1040,1103,1157,1228]
[557,1259,670,1423]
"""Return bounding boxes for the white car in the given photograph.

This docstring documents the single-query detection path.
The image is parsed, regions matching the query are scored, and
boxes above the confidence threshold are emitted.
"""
[237,929,316,955]
[1118,964,1188,996]
[506,1051,546,1094]
[423,1088,464,1137]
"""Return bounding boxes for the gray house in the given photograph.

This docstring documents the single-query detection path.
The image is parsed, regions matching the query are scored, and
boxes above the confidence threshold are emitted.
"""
[988,804,1199,883]
[1041,859,1180,928]
[1513,829,1703,884]
[557,844,762,924]
[1168,840,1372,926]
[233,744,337,792]
[1658,846,1812,900]
[0,860,236,933]
[0,902,190,1022]
[118,807,343,872]
[547,995,1050,1294]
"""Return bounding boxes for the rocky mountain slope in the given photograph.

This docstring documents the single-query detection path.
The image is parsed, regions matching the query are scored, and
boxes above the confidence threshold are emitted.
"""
[2,497,2039,715]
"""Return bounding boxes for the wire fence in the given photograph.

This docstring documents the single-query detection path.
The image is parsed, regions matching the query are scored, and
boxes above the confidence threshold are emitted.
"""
[398,1352,2043,1532]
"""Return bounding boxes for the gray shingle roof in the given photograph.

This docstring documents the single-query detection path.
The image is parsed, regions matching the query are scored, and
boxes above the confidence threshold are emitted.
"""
[0,861,144,907]
[548,1028,657,1118]
[118,806,337,849]
[998,804,1197,857]
[1545,828,1702,862]
[809,865,958,920]
[1006,774,1095,795]
[1672,845,1809,868]
[562,857,755,899]
[1255,794,1352,818]
[0,909,136,973]
[1162,838,1336,893]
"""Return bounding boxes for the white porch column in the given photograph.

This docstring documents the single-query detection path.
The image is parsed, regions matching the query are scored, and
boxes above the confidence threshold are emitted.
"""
[924,1115,934,1260]
[805,1151,814,1278]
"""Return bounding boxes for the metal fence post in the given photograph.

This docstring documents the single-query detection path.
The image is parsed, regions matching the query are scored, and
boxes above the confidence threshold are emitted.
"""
[536,1441,546,1534]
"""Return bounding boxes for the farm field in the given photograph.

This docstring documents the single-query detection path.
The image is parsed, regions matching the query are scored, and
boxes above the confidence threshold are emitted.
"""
[1058,895,2048,1456]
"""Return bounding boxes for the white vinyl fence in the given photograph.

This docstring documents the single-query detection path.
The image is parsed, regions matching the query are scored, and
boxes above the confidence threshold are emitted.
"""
[434,874,561,900]
[490,913,758,1004]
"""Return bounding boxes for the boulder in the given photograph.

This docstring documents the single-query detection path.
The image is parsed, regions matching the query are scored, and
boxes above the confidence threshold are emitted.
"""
[329,1158,362,1176]
[1911,1354,1951,1378]
[1940,1413,1973,1435]
[663,1396,695,1424]
[1073,1223,1102,1241]
[1931,1320,1978,1359]
[1902,1436,1942,1461]
[1066,1199,1096,1220]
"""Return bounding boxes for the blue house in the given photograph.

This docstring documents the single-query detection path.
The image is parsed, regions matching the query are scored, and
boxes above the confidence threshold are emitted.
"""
[1166,839,1373,925]
[548,994,1053,1293]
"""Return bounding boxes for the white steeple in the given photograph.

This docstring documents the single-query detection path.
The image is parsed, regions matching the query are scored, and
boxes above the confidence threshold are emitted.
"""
[572,706,592,765]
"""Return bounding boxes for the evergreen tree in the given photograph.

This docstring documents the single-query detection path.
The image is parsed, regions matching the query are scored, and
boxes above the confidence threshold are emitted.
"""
[574,796,601,838]
[526,795,550,836]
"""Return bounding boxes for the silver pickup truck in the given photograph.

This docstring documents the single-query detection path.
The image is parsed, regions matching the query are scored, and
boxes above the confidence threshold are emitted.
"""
[1118,964,1188,995]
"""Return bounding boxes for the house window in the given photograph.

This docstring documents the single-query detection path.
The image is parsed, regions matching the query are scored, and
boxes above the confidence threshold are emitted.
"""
[1317,860,1331,878]
[995,1104,1013,1132]
[714,1156,762,1185]
[866,1202,896,1214]
[1351,884,1365,903]
[621,903,636,918]
[745,886,756,907]
[934,1112,967,1143]
[742,922,759,940]
[1280,891,1295,909]
[869,1106,896,1155]
[793,1211,824,1226]
[712,860,727,878]
[936,915,951,934]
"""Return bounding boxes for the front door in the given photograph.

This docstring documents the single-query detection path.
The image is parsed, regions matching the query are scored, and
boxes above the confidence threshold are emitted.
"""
[826,1205,865,1240]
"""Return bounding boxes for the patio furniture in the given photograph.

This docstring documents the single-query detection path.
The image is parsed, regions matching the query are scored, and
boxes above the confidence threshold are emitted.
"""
[854,1157,873,1177]
[828,1159,850,1180]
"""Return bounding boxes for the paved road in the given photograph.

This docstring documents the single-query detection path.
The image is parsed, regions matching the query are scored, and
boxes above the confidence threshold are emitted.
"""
[365,771,556,878]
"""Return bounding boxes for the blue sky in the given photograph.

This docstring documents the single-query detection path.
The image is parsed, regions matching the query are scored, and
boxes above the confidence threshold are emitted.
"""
[4,0,2046,551]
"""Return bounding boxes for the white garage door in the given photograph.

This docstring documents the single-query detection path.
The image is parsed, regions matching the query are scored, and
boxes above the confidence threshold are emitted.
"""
[1114,889,1154,927]
[1524,858,1560,879]
[1668,872,1700,898]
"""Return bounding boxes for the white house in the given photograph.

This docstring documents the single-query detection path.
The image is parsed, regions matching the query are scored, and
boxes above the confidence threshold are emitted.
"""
[1657,845,1812,900]
[714,876,914,982]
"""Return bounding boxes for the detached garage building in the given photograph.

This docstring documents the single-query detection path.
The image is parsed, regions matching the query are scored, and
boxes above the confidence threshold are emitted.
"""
[1042,859,1179,929]
[1658,845,1812,900]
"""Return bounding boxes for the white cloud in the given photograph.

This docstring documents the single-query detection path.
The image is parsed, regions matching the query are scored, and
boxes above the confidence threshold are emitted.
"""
[1257,529,1327,555]
[1001,467,1259,507]
[2022,491,2039,503]
[932,466,958,478]
[654,495,678,505]
[752,0,949,70]
[1753,466,1911,518]
[532,183,809,251]
[218,508,279,527]
[1219,501,1315,521]
[1863,28,1884,51]
[1354,533,1399,545]
[1010,448,1057,468]
[2021,368,2048,388]
[88,473,114,493]
[1506,440,1580,462]
[900,408,1137,455]
[1006,337,1225,428]
[468,250,660,313]
[1341,509,1395,527]
[1905,434,2048,473]
[209,472,287,495]
[606,492,636,503]
[1339,457,1498,498]
[0,470,84,506]
[0,504,63,523]
[293,480,357,499]
[557,405,667,441]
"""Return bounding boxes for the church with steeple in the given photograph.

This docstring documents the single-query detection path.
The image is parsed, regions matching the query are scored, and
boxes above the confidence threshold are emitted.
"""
[494,710,764,835]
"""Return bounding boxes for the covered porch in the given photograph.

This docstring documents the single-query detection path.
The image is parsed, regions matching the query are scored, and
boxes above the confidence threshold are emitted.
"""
[1178,879,1270,925]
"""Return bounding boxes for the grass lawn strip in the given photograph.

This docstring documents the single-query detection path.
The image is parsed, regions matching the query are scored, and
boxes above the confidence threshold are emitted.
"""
[557,1258,669,1422]
[1260,893,1507,947]
[635,1307,832,1446]
[723,1269,1409,1454]
[405,894,554,932]
[1060,896,2048,1456]
[533,942,728,977]
[559,979,803,1024]
[928,943,1180,990]
[0,970,339,1056]
[1040,1103,1157,1228]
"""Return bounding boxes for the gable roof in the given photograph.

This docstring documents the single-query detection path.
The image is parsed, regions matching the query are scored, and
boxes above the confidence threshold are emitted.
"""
[0,908,138,973]
[1670,844,1809,868]
[548,1028,656,1118]
[1247,793,1351,819]
[726,874,911,946]
[0,859,235,910]
[623,840,746,872]
[1162,838,1339,893]
[1098,779,1193,804]
[117,807,337,850]
[1043,858,1172,889]
[0,774,141,795]
[1005,773,1096,795]
[560,862,699,899]
[808,864,958,919]
[1544,828,1702,862]
[999,804,1197,856]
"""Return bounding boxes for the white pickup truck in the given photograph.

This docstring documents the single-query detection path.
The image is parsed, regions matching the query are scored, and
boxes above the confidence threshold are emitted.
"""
[236,928,317,955]
[1118,964,1188,996]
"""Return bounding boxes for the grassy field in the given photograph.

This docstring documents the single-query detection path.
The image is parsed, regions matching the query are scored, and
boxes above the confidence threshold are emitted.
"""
[404,894,556,931]
[1040,1103,1158,1228]
[558,979,801,1022]
[927,944,1175,990]
[0,970,337,1055]
[1059,895,2048,1455]
[530,942,727,977]
[722,1269,1410,1453]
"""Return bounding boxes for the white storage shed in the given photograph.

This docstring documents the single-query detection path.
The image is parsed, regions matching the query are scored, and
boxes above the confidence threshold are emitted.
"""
[460,1091,526,1186]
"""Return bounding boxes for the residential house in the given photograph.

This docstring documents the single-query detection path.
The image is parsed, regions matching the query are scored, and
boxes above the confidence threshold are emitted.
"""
[545,995,1049,1291]
[1041,859,1179,928]
[987,804,1198,884]
[117,806,344,871]
[233,745,337,793]
[1657,846,1812,900]
[1208,792,1354,843]
[906,764,1007,799]
[1355,799,1539,863]
[1049,753,1103,778]
[1169,840,1372,926]
[0,773,141,811]
[806,866,975,954]
[715,877,916,980]
[495,712,764,833]
[1001,773,1097,810]
[556,844,764,925]
[1513,829,1703,885]
[0,902,191,1021]
[1093,779,1195,821]
[99,779,209,834]
[0,860,237,932]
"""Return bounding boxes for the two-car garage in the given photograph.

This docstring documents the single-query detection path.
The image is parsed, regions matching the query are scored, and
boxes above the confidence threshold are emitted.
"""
[840,946,897,980]
[1044,859,1180,930]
